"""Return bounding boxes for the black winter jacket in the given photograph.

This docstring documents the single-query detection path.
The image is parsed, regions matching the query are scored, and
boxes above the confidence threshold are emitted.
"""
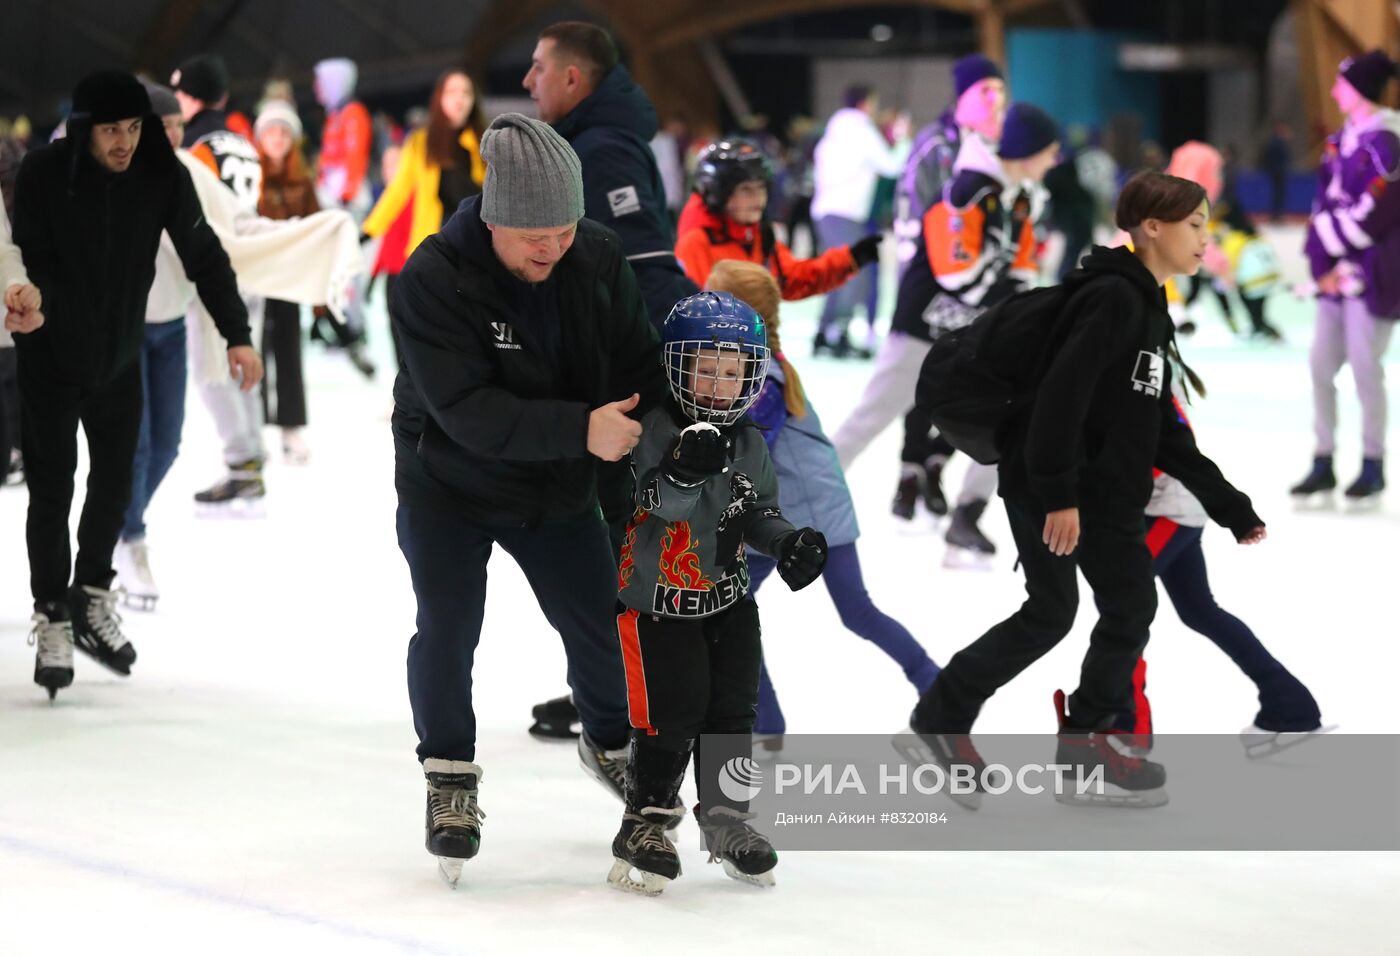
[12,112,249,386]
[999,245,1262,539]
[391,196,666,525]
[552,64,697,325]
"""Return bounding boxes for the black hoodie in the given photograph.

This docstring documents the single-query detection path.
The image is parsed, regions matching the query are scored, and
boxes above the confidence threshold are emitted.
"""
[999,245,1261,538]
[12,111,249,386]
[390,196,665,526]
[551,64,697,324]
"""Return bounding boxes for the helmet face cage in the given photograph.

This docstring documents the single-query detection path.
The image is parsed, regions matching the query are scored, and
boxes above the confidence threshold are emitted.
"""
[664,339,771,426]
[695,138,775,212]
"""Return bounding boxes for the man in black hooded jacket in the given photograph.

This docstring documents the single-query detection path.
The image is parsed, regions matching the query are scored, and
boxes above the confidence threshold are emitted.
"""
[12,70,260,699]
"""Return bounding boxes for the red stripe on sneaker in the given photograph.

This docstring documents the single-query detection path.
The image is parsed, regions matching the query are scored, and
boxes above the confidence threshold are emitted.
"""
[616,608,655,735]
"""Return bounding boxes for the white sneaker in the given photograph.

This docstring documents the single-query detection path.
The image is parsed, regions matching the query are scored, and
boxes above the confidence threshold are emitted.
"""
[115,540,159,611]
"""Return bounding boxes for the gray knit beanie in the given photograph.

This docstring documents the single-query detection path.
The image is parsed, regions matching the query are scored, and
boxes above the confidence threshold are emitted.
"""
[479,112,584,229]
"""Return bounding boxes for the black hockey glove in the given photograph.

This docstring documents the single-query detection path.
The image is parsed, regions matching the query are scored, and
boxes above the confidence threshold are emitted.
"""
[664,423,730,487]
[850,235,882,268]
[774,528,828,591]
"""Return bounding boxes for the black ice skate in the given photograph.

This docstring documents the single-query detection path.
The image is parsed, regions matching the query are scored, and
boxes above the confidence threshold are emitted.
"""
[194,459,266,517]
[695,805,778,888]
[423,758,485,888]
[68,584,137,677]
[1239,722,1339,760]
[30,606,74,701]
[607,743,689,896]
[1344,458,1385,504]
[1289,456,1336,508]
[891,724,1001,811]
[923,459,949,517]
[579,730,685,828]
[891,468,922,521]
[944,500,996,569]
[529,693,580,740]
[1052,689,1167,809]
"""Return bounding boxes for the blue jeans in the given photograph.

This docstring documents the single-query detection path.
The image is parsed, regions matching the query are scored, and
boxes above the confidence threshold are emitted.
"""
[122,319,187,541]
[815,215,878,342]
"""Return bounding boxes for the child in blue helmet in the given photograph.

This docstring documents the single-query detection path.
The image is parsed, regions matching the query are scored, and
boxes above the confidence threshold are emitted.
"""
[609,290,828,896]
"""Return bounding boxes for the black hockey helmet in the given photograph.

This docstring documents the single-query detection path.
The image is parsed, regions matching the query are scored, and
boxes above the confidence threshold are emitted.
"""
[693,138,775,213]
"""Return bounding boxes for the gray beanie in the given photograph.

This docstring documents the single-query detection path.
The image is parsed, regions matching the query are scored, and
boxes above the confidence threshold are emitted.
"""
[479,112,584,229]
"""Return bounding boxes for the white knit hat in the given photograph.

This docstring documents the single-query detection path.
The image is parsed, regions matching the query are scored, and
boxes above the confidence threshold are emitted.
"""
[254,100,303,140]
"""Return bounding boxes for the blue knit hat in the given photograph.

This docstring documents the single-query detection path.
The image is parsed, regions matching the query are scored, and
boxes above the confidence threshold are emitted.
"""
[999,102,1059,160]
[953,54,1003,98]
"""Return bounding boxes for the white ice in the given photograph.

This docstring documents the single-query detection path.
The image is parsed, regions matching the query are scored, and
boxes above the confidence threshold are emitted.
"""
[2,227,1396,954]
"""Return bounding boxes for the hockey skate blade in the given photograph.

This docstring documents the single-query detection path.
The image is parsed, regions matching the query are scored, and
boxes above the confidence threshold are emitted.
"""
[889,728,983,812]
[607,858,673,897]
[942,547,994,571]
[1054,784,1168,809]
[1343,496,1383,513]
[1290,492,1336,513]
[195,498,267,520]
[437,857,465,889]
[721,860,776,888]
[1241,724,1338,760]
[122,594,158,613]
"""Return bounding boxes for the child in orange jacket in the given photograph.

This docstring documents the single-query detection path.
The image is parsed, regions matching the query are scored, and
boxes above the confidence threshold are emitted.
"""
[674,138,880,303]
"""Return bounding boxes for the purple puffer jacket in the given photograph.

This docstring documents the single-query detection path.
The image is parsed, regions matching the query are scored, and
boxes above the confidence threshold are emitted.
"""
[1305,110,1400,318]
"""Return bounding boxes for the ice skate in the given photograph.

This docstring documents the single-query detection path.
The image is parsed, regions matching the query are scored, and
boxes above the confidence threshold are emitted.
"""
[607,806,686,896]
[29,608,74,701]
[922,459,949,517]
[423,759,485,888]
[528,693,580,740]
[891,467,921,521]
[944,500,996,569]
[68,584,137,677]
[891,725,999,811]
[114,540,159,611]
[578,730,685,827]
[1343,459,1385,507]
[695,805,777,887]
[194,459,266,518]
[346,342,377,380]
[1240,723,1338,760]
[281,428,310,466]
[1289,456,1336,510]
[1052,690,1167,808]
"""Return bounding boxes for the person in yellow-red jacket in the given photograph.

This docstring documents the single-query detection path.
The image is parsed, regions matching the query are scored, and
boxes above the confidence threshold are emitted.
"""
[364,70,486,368]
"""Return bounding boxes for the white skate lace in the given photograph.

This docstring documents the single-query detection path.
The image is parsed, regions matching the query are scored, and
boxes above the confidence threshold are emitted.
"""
[28,615,73,668]
[700,808,767,862]
[84,589,131,651]
[429,786,485,832]
[623,807,683,854]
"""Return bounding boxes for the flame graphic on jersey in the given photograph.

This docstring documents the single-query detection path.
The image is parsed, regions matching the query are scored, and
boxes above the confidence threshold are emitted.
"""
[617,509,650,592]
[658,521,713,590]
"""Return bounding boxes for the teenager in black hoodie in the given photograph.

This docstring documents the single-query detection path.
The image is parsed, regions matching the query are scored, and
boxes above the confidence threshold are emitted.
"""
[12,71,259,699]
[905,172,1265,806]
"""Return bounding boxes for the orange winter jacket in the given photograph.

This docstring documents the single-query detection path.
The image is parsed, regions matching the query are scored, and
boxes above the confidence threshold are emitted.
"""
[318,101,372,203]
[674,195,856,301]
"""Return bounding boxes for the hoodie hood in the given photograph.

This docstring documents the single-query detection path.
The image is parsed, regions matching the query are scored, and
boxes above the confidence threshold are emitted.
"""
[1073,244,1165,301]
[64,107,176,194]
[552,64,658,144]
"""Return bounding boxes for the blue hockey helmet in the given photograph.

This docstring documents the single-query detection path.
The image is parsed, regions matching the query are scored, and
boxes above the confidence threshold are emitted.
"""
[693,138,775,212]
[661,291,771,426]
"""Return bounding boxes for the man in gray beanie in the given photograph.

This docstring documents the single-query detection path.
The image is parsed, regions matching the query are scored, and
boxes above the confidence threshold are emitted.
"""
[388,112,669,886]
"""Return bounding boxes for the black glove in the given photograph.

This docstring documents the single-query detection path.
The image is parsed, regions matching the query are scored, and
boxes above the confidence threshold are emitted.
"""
[775,528,828,591]
[850,235,882,268]
[358,231,374,246]
[664,424,730,486]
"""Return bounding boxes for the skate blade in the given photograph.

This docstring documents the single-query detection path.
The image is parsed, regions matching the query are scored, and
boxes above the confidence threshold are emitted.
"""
[1054,785,1169,809]
[721,859,776,888]
[942,547,994,571]
[122,594,158,612]
[889,728,983,812]
[1290,492,1336,512]
[607,858,673,896]
[437,857,464,888]
[528,720,581,741]
[1343,496,1383,512]
[195,498,267,519]
[1242,724,1339,760]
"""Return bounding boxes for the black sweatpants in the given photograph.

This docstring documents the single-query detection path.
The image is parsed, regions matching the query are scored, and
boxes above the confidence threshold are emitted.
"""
[19,358,143,606]
[397,504,630,763]
[261,299,308,428]
[617,597,762,810]
[0,347,18,465]
[914,497,1158,733]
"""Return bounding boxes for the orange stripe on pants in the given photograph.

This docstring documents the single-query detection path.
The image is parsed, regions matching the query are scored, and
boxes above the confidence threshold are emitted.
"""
[616,608,656,735]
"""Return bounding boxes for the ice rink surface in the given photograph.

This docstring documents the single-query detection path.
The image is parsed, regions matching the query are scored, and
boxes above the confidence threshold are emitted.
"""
[3,231,1397,954]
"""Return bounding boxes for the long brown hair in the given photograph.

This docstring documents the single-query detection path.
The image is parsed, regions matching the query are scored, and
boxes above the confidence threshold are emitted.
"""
[426,69,485,169]
[705,260,807,418]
